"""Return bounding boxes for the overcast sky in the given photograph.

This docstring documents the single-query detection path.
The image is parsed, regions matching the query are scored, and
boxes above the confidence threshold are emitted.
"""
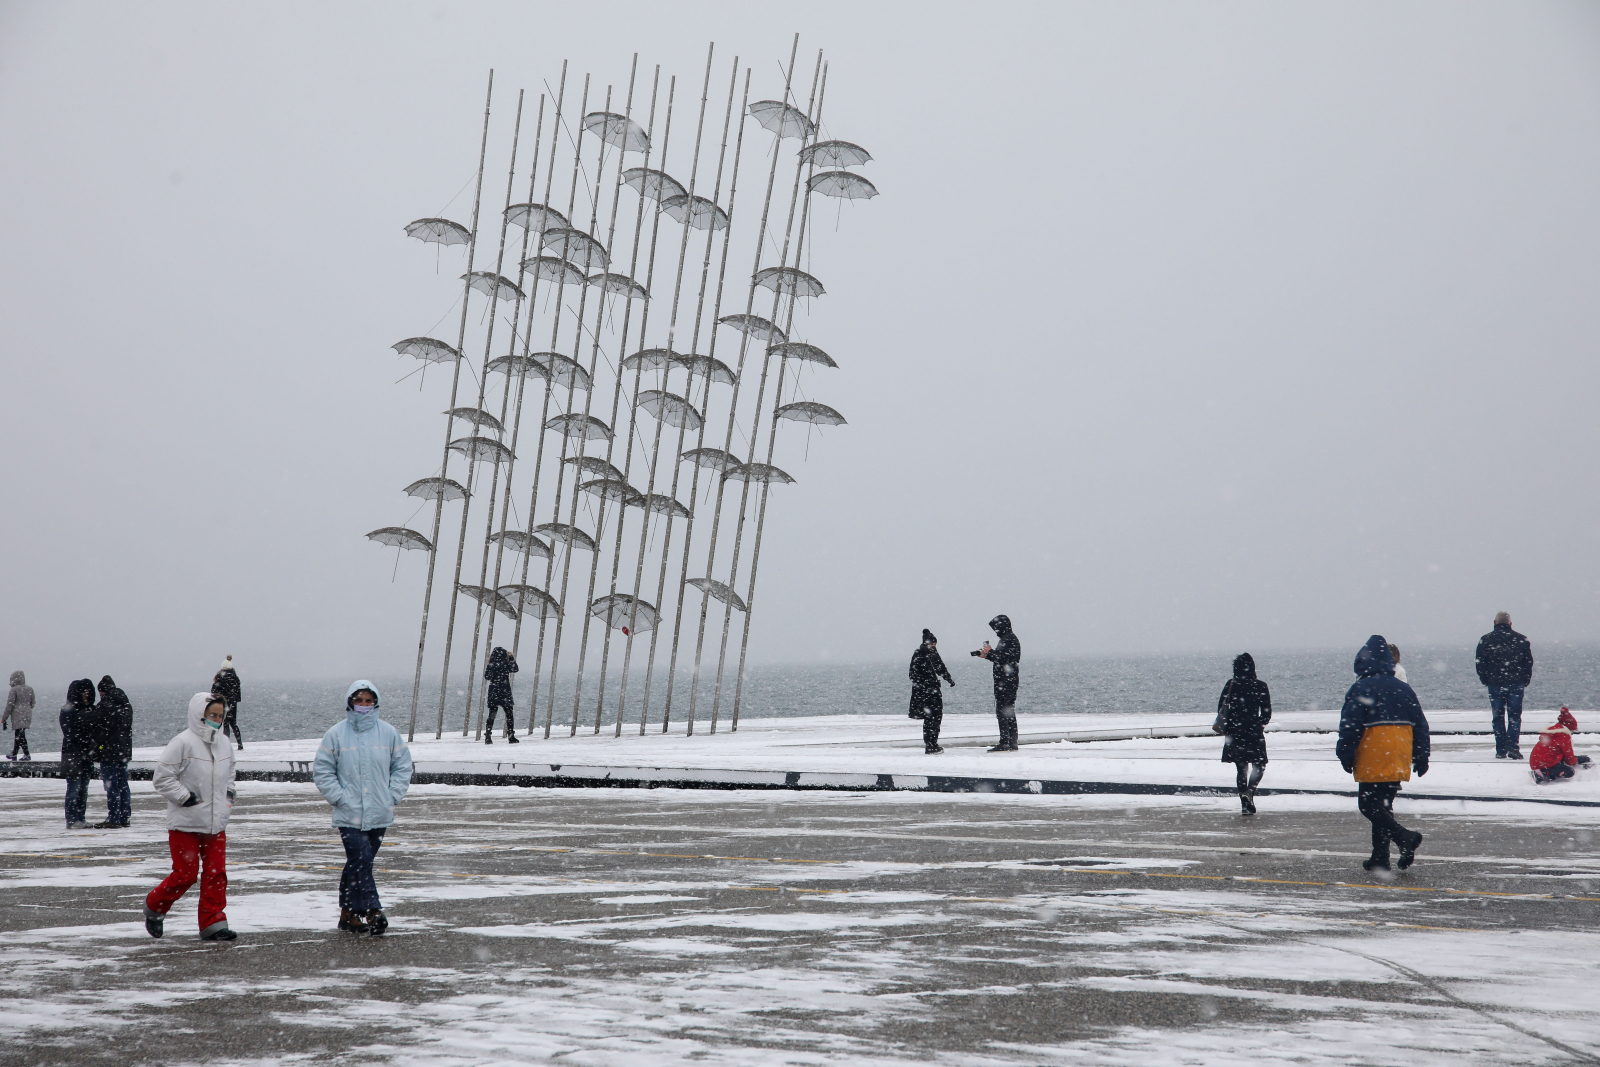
[3,1,1599,689]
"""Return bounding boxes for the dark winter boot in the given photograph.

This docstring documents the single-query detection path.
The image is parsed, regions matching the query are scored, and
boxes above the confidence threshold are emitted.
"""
[484,732,493,745]
[925,745,944,754]
[1240,792,1256,816]
[1396,830,1423,871]
[339,908,371,934]
[507,730,519,744]
[143,906,164,939]
[199,921,237,942]
[366,910,388,935]
[1362,852,1391,872]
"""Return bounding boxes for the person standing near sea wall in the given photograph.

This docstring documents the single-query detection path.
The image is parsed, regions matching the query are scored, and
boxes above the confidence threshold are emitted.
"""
[1216,653,1271,816]
[94,675,134,828]
[973,615,1022,752]
[59,680,97,830]
[908,630,955,755]
[1476,612,1532,760]
[3,671,34,761]
[212,656,244,751]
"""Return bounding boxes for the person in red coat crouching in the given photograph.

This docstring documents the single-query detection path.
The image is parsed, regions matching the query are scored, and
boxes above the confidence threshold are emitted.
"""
[1530,707,1594,784]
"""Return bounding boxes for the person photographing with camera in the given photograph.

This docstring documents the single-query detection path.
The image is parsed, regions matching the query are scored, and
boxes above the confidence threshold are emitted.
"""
[973,614,1022,752]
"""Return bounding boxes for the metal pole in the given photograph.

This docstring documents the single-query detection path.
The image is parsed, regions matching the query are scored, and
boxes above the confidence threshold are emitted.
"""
[591,67,667,735]
[455,89,526,737]
[565,60,647,734]
[409,70,492,742]
[616,44,716,733]
[437,89,524,737]
[683,36,802,735]
[732,61,829,730]
[470,92,547,740]
[708,47,823,733]
[544,79,618,738]
[657,59,746,734]
[533,73,594,739]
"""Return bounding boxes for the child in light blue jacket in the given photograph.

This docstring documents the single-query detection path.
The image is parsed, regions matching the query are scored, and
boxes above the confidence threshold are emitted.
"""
[312,680,413,934]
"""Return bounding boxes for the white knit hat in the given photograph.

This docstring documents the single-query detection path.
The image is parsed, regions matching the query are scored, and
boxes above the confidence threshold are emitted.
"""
[220,655,235,671]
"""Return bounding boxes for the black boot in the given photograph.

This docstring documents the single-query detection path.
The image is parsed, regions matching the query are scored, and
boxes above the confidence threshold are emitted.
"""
[1396,830,1423,870]
[1362,852,1391,872]
[1240,791,1256,816]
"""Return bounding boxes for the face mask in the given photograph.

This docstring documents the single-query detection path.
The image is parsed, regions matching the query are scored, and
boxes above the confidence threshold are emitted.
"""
[205,719,223,731]
[351,703,376,715]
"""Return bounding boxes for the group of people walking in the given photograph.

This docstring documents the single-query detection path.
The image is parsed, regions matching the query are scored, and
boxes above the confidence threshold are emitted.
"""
[140,678,413,942]
[907,611,1592,873]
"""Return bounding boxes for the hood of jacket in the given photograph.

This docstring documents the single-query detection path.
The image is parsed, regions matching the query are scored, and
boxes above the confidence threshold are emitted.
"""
[345,679,381,732]
[1353,635,1395,678]
[65,679,96,709]
[188,691,224,743]
[1233,653,1256,681]
[487,647,509,669]
[988,615,1013,636]
[8,671,23,687]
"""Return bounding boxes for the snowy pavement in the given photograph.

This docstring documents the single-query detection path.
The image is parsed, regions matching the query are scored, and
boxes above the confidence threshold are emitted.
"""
[52,709,1600,805]
[4,776,1600,1065]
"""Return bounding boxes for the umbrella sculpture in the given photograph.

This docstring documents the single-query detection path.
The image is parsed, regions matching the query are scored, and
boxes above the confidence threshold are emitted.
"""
[373,41,874,740]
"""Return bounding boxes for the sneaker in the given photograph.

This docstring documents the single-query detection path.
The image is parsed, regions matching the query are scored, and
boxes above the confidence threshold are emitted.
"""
[339,908,371,934]
[1397,832,1423,871]
[366,910,388,935]
[1494,751,1508,759]
[143,906,164,939]
[67,821,90,830]
[18,754,29,762]
[4,754,13,761]
[925,745,944,754]
[199,921,236,942]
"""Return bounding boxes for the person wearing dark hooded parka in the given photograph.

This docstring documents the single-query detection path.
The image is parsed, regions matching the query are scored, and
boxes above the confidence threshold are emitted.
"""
[908,629,955,754]
[973,615,1021,752]
[59,680,98,830]
[1216,654,1272,815]
[482,646,519,744]
[1336,636,1430,872]
[93,675,134,828]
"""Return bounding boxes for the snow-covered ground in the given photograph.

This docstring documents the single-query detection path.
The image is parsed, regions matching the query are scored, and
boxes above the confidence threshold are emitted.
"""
[75,708,1600,805]
[4,768,1600,1065]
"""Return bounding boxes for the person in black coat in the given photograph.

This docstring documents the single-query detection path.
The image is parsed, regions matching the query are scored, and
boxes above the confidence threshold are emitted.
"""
[93,675,134,828]
[1475,612,1533,759]
[483,646,519,744]
[908,629,955,754]
[973,614,1021,752]
[59,679,98,830]
[212,656,244,750]
[1215,653,1272,815]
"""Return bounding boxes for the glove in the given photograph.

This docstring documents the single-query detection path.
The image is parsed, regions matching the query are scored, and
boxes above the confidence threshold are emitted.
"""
[181,792,200,807]
[1414,760,1428,777]
[226,789,236,802]
[1340,762,1354,775]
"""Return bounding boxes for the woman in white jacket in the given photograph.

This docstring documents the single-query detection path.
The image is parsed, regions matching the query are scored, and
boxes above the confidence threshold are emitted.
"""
[143,693,237,941]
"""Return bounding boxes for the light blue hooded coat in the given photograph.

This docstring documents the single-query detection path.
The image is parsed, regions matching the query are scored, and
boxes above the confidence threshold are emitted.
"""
[312,680,414,830]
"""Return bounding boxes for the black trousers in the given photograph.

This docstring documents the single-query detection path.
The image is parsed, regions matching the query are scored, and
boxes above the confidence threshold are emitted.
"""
[485,698,515,734]
[1358,782,1414,857]
[911,690,943,750]
[1233,760,1265,794]
[8,730,26,758]
[222,703,242,746]
[995,702,1017,747]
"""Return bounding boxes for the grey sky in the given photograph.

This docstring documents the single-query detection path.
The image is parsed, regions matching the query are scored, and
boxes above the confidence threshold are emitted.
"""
[3,1,1598,687]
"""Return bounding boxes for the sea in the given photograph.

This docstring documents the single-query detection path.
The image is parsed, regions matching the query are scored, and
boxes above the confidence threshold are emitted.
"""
[12,643,1600,754]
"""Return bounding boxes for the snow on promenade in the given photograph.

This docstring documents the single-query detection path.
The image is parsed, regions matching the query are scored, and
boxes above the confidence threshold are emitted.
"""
[81,708,1600,804]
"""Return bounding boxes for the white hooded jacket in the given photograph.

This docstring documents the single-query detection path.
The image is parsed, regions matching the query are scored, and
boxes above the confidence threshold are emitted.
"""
[151,693,237,835]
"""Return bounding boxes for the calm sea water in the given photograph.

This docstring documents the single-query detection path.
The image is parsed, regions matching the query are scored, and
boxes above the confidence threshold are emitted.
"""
[13,644,1600,753]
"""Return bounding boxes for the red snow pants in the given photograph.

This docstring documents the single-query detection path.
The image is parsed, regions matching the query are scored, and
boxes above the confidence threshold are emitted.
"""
[146,830,228,930]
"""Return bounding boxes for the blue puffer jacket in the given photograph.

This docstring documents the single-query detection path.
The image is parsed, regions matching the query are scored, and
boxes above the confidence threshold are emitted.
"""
[312,680,414,830]
[1335,636,1431,774]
